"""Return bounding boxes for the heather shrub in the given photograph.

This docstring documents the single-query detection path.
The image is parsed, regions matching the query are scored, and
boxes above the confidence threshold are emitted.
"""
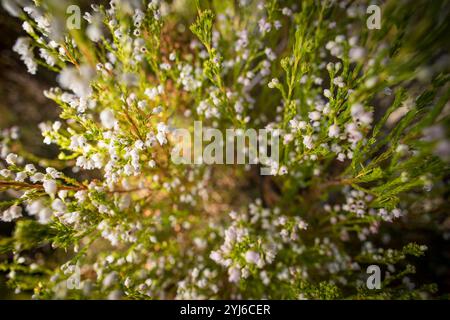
[0,0,449,299]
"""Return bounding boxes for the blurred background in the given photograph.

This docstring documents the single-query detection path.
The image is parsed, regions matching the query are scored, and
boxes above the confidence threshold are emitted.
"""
[0,6,58,298]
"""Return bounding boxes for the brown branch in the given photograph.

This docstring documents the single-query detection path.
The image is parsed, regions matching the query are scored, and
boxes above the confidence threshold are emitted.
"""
[0,180,85,191]
[0,182,151,195]
[62,45,79,69]
[319,178,354,189]
[122,108,145,142]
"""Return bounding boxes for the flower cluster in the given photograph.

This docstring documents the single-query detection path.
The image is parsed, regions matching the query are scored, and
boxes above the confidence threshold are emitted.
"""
[0,0,448,300]
[210,201,308,285]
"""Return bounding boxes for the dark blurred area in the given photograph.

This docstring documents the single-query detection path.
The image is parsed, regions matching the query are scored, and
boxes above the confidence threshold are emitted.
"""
[0,6,61,298]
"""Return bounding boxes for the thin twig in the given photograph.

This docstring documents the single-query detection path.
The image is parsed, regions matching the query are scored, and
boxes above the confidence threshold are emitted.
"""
[0,180,84,191]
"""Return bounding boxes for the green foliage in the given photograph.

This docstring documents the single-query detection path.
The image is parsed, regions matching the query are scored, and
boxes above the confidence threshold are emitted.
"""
[0,0,449,300]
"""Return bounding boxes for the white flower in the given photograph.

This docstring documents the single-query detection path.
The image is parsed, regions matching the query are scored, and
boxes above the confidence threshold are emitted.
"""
[27,199,44,216]
[22,21,34,34]
[87,24,103,42]
[160,62,171,70]
[51,199,66,213]
[91,153,103,168]
[345,123,363,143]
[210,251,222,263]
[351,103,364,117]
[39,48,56,67]
[135,140,145,150]
[264,48,276,61]
[333,76,345,88]
[245,250,260,264]
[74,190,87,202]
[137,100,147,110]
[268,78,279,89]
[298,220,308,230]
[351,103,373,125]
[303,135,314,149]
[69,135,87,150]
[234,101,244,114]
[25,164,37,173]
[58,66,94,98]
[274,20,282,29]
[6,153,18,165]
[282,7,292,16]
[0,169,13,178]
[365,76,377,88]
[46,167,61,179]
[33,207,50,224]
[103,272,118,288]
[1,205,22,222]
[289,119,306,131]
[15,172,27,182]
[359,111,373,125]
[337,153,346,162]
[30,172,45,183]
[308,111,321,121]
[43,179,57,195]
[258,18,271,34]
[283,133,293,144]
[156,122,168,145]
[123,164,134,176]
[349,46,366,62]
[145,86,163,100]
[228,267,241,283]
[328,124,340,138]
[152,105,163,114]
[13,37,37,74]
[100,109,116,129]
[326,62,334,72]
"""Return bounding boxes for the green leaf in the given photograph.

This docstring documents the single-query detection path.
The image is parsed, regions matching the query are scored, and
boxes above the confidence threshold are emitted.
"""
[190,10,214,50]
